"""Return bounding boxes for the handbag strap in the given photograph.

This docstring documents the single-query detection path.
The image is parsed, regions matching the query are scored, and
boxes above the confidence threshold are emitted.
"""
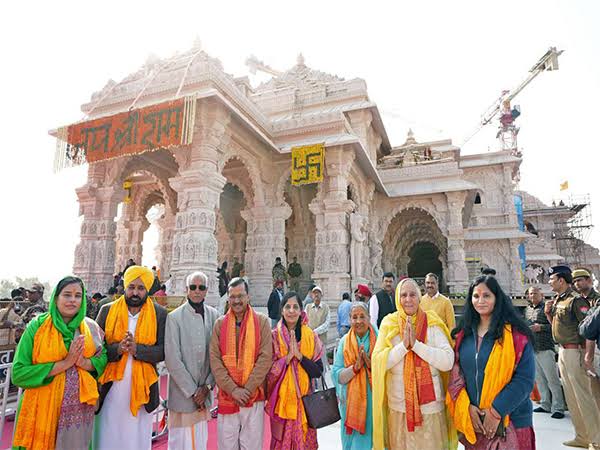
[319,375,328,390]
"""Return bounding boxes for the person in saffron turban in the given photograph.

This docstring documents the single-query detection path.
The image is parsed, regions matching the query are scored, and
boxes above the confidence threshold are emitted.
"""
[266,291,324,450]
[446,275,536,449]
[372,277,456,450]
[333,301,378,450]
[94,265,168,450]
[12,276,107,450]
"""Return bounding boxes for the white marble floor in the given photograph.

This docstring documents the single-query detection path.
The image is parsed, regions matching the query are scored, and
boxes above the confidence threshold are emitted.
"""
[316,407,578,449]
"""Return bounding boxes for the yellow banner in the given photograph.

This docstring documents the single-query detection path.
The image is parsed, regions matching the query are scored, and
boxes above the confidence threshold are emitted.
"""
[291,143,325,186]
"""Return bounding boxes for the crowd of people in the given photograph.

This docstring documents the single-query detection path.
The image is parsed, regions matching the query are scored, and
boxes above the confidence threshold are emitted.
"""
[4,260,600,450]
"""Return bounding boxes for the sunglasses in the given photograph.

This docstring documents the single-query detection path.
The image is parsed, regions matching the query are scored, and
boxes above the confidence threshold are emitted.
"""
[189,284,207,291]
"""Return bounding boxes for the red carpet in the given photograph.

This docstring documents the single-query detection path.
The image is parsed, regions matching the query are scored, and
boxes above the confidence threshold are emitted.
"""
[1,377,271,449]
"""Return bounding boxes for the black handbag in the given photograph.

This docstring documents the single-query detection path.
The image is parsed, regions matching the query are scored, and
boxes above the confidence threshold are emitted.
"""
[301,376,341,429]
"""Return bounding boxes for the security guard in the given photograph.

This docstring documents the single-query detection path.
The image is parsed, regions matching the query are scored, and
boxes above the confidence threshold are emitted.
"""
[574,268,600,419]
[573,268,600,307]
[545,265,599,450]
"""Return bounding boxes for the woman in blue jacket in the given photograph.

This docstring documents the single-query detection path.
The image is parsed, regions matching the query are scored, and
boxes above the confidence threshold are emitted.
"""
[447,275,536,449]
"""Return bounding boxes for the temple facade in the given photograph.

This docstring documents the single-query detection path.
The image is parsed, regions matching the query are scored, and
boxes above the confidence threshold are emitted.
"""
[66,43,598,307]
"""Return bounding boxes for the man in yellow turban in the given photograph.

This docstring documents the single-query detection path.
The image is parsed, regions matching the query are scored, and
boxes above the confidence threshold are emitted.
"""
[94,265,168,450]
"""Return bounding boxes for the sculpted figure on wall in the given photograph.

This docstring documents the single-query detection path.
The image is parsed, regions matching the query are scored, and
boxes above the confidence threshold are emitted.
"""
[350,212,367,280]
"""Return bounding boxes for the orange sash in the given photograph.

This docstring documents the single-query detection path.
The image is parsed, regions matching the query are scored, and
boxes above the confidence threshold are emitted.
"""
[14,316,98,450]
[400,308,437,432]
[343,325,376,435]
[218,306,263,414]
[98,296,158,416]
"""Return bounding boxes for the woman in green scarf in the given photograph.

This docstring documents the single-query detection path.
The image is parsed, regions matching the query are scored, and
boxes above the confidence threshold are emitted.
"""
[11,276,107,450]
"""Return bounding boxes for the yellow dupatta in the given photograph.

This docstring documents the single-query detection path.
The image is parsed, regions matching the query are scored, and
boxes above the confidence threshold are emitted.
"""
[275,323,316,437]
[372,281,456,450]
[13,316,98,450]
[446,325,515,444]
[98,296,158,416]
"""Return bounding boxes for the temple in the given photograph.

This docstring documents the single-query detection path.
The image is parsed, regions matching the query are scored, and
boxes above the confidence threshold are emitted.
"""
[61,42,599,306]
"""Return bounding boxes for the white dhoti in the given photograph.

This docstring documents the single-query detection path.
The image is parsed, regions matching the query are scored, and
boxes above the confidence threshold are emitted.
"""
[168,410,209,450]
[217,400,264,450]
[94,314,154,450]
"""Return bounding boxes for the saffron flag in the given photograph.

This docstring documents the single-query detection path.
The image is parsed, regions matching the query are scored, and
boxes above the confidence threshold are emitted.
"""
[291,143,325,186]
[560,181,569,191]
[54,96,196,171]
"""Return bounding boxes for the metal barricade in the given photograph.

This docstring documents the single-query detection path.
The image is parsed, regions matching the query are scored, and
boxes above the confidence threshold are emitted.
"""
[151,362,169,441]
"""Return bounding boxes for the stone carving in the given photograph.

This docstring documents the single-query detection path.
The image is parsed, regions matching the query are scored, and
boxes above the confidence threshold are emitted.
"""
[350,213,367,280]
[316,255,324,272]
[525,264,544,284]
[369,231,383,281]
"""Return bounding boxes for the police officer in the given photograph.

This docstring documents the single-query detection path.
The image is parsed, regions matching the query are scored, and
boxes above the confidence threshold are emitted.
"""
[575,268,600,421]
[545,265,599,450]
[573,268,600,307]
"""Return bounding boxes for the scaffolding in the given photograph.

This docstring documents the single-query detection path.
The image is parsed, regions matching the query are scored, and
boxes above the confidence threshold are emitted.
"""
[552,194,594,266]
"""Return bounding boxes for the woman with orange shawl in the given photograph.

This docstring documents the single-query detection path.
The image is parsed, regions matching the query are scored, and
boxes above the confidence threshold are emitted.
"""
[446,275,536,449]
[372,277,456,450]
[266,291,324,450]
[12,276,107,450]
[332,301,377,450]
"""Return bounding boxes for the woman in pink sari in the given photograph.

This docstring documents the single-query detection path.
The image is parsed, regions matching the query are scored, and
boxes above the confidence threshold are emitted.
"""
[266,291,324,450]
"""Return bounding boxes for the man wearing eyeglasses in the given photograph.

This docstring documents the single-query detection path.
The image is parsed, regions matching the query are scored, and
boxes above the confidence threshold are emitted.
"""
[165,271,219,450]
[210,277,272,450]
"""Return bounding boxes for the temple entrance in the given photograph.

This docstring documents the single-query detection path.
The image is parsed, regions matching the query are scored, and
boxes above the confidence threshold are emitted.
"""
[217,157,255,281]
[141,204,165,269]
[382,207,447,290]
[407,241,444,290]
[284,181,317,297]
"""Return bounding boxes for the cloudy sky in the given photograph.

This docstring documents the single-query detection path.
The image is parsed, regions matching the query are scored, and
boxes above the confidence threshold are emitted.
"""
[1,0,598,286]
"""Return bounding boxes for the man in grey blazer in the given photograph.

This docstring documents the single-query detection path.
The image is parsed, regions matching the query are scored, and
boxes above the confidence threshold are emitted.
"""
[165,271,219,450]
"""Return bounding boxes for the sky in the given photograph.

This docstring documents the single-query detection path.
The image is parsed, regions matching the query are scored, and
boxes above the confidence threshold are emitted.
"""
[1,0,599,286]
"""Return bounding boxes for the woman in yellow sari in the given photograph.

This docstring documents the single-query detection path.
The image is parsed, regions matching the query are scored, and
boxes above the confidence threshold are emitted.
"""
[11,276,107,450]
[266,291,324,450]
[372,277,456,450]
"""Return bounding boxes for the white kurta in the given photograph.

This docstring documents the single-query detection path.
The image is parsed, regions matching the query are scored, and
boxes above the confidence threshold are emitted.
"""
[94,311,154,450]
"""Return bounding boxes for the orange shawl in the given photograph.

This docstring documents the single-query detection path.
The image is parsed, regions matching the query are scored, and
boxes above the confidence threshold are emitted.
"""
[343,325,376,435]
[14,316,98,450]
[218,306,263,414]
[98,296,158,416]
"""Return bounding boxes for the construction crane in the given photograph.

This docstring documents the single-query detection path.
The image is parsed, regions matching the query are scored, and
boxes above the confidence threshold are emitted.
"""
[462,47,563,152]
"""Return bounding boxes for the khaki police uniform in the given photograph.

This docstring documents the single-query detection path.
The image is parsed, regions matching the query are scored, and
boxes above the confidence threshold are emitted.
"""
[551,288,599,446]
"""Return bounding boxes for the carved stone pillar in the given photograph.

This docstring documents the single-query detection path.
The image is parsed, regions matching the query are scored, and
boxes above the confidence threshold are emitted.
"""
[114,213,149,271]
[445,191,469,293]
[168,100,231,303]
[310,147,354,307]
[509,238,525,294]
[242,205,292,307]
[397,256,410,277]
[156,214,176,279]
[73,184,123,294]
[169,171,225,302]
